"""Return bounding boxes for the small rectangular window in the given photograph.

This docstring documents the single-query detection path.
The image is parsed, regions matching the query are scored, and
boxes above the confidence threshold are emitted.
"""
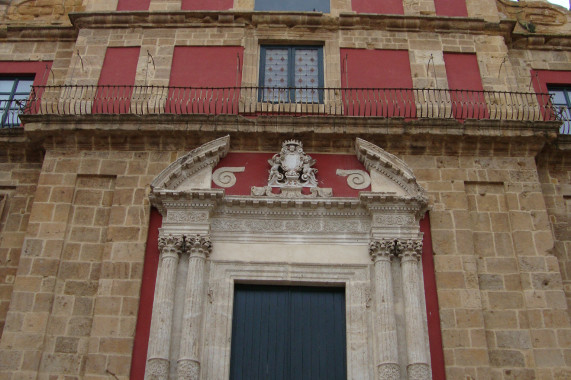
[0,77,34,128]
[548,87,571,134]
[255,0,330,12]
[259,46,324,103]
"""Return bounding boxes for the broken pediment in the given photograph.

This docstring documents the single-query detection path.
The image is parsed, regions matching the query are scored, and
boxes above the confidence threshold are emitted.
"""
[150,135,425,201]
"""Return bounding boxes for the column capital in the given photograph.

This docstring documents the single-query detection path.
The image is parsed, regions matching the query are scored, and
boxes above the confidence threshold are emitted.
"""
[158,234,184,259]
[369,238,397,262]
[398,238,422,263]
[185,234,212,258]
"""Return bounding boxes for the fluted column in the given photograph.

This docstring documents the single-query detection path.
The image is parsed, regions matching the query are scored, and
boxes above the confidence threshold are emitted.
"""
[399,238,431,380]
[177,235,212,380]
[146,234,184,380]
[369,239,400,380]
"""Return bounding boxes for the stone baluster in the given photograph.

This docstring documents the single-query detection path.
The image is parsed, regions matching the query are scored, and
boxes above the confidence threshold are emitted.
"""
[177,235,212,380]
[369,239,401,380]
[145,234,184,380]
[398,238,431,380]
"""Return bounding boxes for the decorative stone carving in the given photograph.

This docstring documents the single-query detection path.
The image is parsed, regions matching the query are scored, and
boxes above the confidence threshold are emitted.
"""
[336,169,371,190]
[377,363,401,380]
[407,363,431,380]
[369,238,397,261]
[177,359,200,380]
[158,234,184,258]
[373,214,415,226]
[252,139,334,198]
[399,239,423,263]
[497,0,567,27]
[145,358,169,380]
[212,167,245,188]
[167,210,209,223]
[251,185,332,198]
[267,140,317,188]
[185,234,212,257]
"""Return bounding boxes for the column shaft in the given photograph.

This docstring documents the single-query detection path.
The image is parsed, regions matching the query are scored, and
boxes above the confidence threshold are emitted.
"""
[370,239,400,380]
[145,235,183,380]
[400,239,431,380]
[177,235,212,380]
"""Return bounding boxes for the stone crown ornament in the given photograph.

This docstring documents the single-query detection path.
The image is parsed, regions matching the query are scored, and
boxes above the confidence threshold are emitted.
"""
[268,140,318,188]
[252,139,332,198]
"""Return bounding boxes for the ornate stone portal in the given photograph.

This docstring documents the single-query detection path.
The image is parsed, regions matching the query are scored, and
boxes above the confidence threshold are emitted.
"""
[147,136,432,379]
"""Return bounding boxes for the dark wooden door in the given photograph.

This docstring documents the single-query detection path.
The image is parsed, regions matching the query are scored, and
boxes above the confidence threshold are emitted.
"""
[230,284,347,380]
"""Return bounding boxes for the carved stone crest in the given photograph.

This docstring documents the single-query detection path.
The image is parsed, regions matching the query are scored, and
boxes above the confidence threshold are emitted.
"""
[268,140,318,188]
[252,140,332,198]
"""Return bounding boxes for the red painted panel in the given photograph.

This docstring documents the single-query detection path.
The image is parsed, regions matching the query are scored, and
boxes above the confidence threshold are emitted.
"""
[531,69,571,122]
[117,0,151,11]
[213,152,370,197]
[94,47,140,114]
[340,49,415,117]
[434,0,468,17]
[167,46,243,114]
[443,53,488,119]
[421,214,446,380]
[130,208,162,380]
[351,0,404,15]
[182,0,233,10]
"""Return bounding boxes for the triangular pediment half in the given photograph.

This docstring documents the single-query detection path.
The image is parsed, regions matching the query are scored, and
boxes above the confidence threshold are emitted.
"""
[355,138,425,198]
[151,135,230,192]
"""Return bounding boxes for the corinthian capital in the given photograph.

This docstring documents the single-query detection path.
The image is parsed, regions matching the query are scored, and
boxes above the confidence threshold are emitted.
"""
[158,234,184,258]
[398,238,423,263]
[369,238,397,262]
[185,234,212,258]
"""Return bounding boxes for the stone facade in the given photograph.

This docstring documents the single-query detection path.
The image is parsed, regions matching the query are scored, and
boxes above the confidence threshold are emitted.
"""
[1,0,571,379]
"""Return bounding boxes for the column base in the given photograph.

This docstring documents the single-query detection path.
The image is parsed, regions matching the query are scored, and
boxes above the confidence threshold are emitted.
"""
[407,363,431,380]
[177,359,200,380]
[145,358,169,380]
[377,362,400,380]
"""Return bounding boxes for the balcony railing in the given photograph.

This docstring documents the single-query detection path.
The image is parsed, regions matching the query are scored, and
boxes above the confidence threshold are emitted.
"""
[7,85,568,131]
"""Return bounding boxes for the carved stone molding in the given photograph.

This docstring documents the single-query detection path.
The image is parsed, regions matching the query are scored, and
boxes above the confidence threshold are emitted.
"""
[399,239,423,263]
[251,185,333,198]
[177,359,200,380]
[158,234,184,258]
[212,166,245,188]
[355,138,426,198]
[185,235,212,258]
[166,210,209,224]
[407,363,431,380]
[373,214,416,226]
[145,358,169,380]
[151,135,229,192]
[369,238,397,262]
[377,363,401,380]
[336,169,371,190]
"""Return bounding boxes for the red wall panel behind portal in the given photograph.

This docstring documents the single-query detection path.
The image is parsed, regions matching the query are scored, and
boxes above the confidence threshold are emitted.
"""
[351,0,404,15]
[421,214,446,380]
[117,0,151,11]
[130,209,162,380]
[434,0,468,17]
[181,0,233,10]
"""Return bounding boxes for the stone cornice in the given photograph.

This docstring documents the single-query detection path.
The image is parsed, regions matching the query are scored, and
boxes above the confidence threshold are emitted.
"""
[66,10,500,36]
[0,24,77,42]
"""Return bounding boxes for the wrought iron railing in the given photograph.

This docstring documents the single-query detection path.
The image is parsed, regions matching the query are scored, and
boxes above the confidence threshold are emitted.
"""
[9,85,569,131]
[1,99,27,128]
